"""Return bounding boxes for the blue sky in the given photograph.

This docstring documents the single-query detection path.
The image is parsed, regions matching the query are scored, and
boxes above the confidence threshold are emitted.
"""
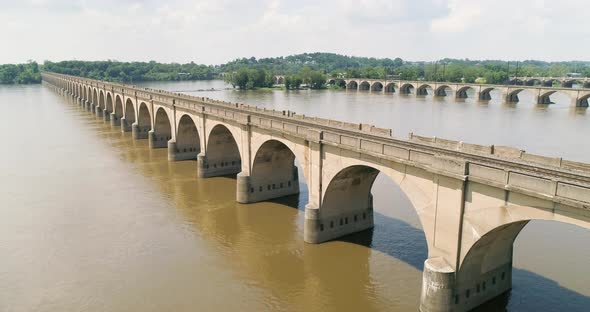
[1,0,588,64]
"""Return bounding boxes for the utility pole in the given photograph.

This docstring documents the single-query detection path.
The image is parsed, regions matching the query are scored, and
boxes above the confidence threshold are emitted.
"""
[442,62,446,82]
[515,61,520,84]
[434,61,438,82]
[506,61,510,85]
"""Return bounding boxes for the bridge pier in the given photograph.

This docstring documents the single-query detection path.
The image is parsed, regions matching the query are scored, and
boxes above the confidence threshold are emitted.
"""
[537,95,552,104]
[131,123,148,139]
[455,90,468,99]
[148,130,169,148]
[95,106,103,117]
[419,258,513,312]
[576,97,589,107]
[109,113,121,127]
[303,194,374,244]
[102,109,110,122]
[478,92,491,101]
[236,167,300,204]
[85,101,92,111]
[167,140,199,161]
[120,117,132,132]
[196,153,242,178]
[504,93,519,103]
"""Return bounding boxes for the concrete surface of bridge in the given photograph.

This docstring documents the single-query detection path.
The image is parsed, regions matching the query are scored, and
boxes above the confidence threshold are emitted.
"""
[44,72,590,312]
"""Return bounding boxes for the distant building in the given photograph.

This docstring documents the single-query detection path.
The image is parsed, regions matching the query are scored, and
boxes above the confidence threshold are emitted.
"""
[566,73,582,78]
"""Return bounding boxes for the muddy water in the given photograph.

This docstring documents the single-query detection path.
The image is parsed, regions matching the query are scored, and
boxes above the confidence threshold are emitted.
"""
[0,82,588,312]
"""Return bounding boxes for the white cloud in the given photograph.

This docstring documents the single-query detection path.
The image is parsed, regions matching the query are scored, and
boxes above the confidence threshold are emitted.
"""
[0,0,588,64]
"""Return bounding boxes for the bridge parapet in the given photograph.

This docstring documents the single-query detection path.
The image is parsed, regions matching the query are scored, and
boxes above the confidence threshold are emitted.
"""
[409,132,590,175]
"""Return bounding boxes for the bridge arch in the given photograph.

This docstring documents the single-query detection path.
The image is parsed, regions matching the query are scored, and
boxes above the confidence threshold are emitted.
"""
[384,82,396,93]
[576,93,590,107]
[316,156,433,247]
[542,79,558,87]
[201,123,242,177]
[400,83,414,95]
[122,98,136,131]
[174,114,201,160]
[245,139,308,203]
[359,81,370,91]
[370,81,383,92]
[537,90,572,105]
[456,86,475,99]
[346,80,358,90]
[416,84,432,96]
[136,102,152,138]
[113,95,124,124]
[525,78,542,86]
[98,90,105,109]
[457,213,590,311]
[104,93,113,121]
[563,79,582,88]
[92,89,98,106]
[152,107,172,148]
[435,85,452,97]
[478,87,496,101]
[505,88,535,103]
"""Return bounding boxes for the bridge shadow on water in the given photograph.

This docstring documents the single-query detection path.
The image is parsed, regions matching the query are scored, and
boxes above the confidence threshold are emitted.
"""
[337,212,428,271]
[220,175,589,311]
[475,268,590,312]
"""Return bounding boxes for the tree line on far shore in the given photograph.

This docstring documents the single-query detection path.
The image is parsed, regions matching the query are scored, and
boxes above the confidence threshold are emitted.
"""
[2,53,590,87]
[223,66,328,90]
[0,62,41,84]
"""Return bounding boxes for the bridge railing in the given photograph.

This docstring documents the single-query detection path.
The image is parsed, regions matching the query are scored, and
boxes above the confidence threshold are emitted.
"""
[409,133,590,174]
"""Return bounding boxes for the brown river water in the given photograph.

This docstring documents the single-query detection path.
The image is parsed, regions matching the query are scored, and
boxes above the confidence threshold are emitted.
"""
[0,81,588,312]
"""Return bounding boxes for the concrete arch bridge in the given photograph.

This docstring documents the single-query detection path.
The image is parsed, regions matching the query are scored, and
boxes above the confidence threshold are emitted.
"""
[336,79,590,107]
[509,76,590,88]
[44,72,590,312]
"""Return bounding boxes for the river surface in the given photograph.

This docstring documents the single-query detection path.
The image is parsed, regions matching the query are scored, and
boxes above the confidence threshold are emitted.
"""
[0,81,588,312]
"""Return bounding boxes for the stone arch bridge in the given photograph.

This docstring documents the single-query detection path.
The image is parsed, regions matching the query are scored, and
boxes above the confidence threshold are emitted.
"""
[44,72,590,312]
[328,78,590,107]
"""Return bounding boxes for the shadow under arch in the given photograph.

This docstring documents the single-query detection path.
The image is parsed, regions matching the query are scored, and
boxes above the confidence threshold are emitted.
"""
[435,85,452,97]
[359,81,370,91]
[457,218,590,311]
[135,102,151,139]
[92,89,98,106]
[240,139,309,204]
[416,84,432,96]
[173,114,201,161]
[122,98,135,131]
[111,95,123,126]
[347,81,358,90]
[104,93,113,121]
[317,165,430,270]
[151,107,172,148]
[98,90,105,114]
[370,82,383,92]
[200,124,242,178]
